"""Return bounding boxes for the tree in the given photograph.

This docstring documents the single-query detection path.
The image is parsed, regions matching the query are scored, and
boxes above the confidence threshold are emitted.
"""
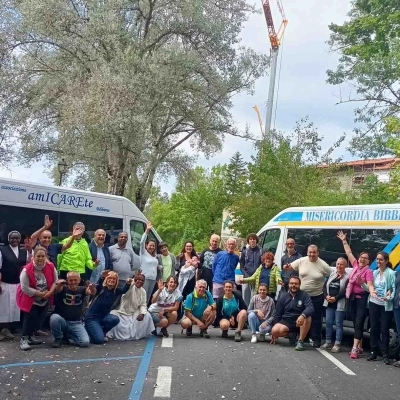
[0,0,268,210]
[327,0,400,157]
[224,151,248,197]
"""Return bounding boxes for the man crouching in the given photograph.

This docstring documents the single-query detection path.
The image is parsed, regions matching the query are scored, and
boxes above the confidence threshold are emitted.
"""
[270,276,314,351]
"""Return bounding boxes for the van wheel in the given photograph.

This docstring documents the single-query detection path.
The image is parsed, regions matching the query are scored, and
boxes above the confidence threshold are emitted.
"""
[388,328,400,360]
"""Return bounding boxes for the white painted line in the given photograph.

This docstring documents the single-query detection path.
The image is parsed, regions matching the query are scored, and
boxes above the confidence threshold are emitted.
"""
[316,348,356,376]
[154,366,172,398]
[161,334,173,348]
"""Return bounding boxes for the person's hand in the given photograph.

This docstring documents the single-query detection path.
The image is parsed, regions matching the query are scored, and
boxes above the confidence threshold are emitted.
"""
[229,316,235,327]
[24,238,33,253]
[137,314,144,321]
[260,322,267,330]
[93,259,100,266]
[87,283,96,294]
[370,290,377,298]
[337,231,347,242]
[72,227,83,239]
[43,290,53,299]
[325,295,330,301]
[283,264,291,270]
[101,270,110,279]
[126,278,133,285]
[239,278,244,284]
[145,222,152,233]
[278,280,284,287]
[197,321,205,330]
[256,310,264,319]
[44,215,53,229]
[157,279,164,290]
[158,310,164,318]
[296,315,305,327]
[329,297,337,303]
[383,290,391,301]
[55,279,67,286]
[203,306,212,317]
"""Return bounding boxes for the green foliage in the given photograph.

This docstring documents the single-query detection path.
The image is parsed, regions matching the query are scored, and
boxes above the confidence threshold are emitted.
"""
[327,0,400,157]
[0,0,268,209]
[224,152,248,197]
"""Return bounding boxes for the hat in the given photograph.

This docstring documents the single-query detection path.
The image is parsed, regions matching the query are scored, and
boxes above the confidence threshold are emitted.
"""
[158,241,168,249]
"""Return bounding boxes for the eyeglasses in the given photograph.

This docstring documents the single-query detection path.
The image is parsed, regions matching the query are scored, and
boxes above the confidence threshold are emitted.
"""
[359,256,369,260]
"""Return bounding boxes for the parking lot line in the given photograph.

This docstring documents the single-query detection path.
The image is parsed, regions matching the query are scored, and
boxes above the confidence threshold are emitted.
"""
[128,335,157,400]
[161,334,173,348]
[0,355,143,369]
[316,348,356,375]
[154,366,172,398]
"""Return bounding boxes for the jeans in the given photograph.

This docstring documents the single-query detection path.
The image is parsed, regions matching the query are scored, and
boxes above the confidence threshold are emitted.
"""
[369,301,391,354]
[84,314,120,344]
[142,279,156,304]
[241,283,253,306]
[200,268,213,294]
[325,307,345,344]
[310,293,324,345]
[394,308,400,342]
[22,304,49,337]
[351,293,369,340]
[248,312,270,334]
[50,314,90,347]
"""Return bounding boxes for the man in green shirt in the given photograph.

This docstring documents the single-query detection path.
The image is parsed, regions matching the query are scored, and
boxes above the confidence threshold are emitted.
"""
[58,222,98,283]
[157,241,177,283]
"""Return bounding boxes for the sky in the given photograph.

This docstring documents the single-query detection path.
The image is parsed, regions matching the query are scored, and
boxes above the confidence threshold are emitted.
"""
[0,0,356,192]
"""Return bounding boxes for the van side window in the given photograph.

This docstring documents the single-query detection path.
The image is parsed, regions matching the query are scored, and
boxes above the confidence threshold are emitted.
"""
[130,220,159,255]
[350,229,396,264]
[288,228,349,266]
[261,229,280,255]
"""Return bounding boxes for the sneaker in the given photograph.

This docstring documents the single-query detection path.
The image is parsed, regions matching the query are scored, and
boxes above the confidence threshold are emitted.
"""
[258,333,266,342]
[312,341,321,348]
[103,336,109,342]
[358,347,364,355]
[367,352,377,361]
[331,344,341,353]
[393,360,400,368]
[52,338,62,348]
[34,330,49,337]
[383,355,391,365]
[320,342,332,350]
[295,340,305,351]
[186,327,192,337]
[288,332,297,346]
[151,329,158,337]
[160,328,169,338]
[349,348,358,359]
[221,330,228,339]
[61,336,70,345]
[20,337,31,351]
[28,336,42,345]
[251,334,258,344]
[1,328,15,340]
[234,330,242,342]
[200,329,210,339]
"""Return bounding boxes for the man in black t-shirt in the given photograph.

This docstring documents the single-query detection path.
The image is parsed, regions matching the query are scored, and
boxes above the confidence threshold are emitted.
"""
[270,276,314,351]
[50,272,96,348]
[198,234,222,293]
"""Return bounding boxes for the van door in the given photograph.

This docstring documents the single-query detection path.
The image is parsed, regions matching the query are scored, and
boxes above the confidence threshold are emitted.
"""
[258,226,284,265]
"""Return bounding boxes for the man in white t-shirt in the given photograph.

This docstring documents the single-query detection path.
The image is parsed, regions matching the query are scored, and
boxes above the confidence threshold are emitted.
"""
[284,245,331,347]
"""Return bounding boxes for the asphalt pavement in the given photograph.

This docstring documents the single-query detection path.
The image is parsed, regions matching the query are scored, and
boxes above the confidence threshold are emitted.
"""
[1,326,399,400]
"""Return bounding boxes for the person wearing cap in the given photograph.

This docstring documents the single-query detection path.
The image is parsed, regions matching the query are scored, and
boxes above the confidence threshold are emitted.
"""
[157,241,177,283]
[109,231,140,289]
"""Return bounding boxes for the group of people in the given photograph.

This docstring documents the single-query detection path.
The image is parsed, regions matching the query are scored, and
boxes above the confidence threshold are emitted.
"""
[0,217,400,368]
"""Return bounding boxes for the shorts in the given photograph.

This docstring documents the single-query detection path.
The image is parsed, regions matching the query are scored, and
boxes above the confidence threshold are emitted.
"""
[151,312,169,324]
[279,318,299,333]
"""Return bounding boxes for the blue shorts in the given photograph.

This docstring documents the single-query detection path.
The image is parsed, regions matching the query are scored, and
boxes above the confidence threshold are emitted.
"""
[151,312,168,324]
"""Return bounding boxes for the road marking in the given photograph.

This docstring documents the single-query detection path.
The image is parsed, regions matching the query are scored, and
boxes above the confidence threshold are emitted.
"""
[128,335,157,400]
[316,349,356,376]
[0,355,142,369]
[161,334,173,348]
[154,366,172,398]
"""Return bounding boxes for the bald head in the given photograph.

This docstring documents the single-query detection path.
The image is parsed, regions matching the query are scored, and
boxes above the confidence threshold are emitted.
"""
[210,234,220,250]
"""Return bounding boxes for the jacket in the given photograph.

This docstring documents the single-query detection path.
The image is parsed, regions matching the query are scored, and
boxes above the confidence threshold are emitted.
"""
[212,251,239,284]
[16,261,56,313]
[156,253,177,280]
[88,241,113,279]
[239,246,264,278]
[363,268,396,311]
[323,271,349,312]
[242,264,282,295]
[58,237,94,275]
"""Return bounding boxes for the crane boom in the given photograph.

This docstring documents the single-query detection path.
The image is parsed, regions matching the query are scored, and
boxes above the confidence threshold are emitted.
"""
[261,0,288,139]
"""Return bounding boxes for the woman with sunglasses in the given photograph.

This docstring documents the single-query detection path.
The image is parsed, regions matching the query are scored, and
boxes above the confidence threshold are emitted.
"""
[337,231,374,359]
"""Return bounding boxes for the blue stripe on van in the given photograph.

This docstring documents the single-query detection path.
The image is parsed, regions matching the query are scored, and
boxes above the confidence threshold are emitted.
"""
[370,230,400,270]
[273,212,303,222]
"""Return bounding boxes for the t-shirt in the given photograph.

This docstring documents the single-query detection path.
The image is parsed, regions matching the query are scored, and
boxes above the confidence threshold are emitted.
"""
[184,290,215,319]
[148,288,183,314]
[350,260,374,297]
[291,257,332,297]
[222,295,239,318]
[260,267,272,288]
[327,277,340,309]
[369,273,386,306]
[54,286,87,321]
[161,255,173,282]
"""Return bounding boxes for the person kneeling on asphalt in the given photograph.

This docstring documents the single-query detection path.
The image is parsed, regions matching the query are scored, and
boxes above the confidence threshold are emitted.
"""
[50,272,97,348]
[84,270,131,344]
[270,276,314,351]
[181,279,216,338]
[247,283,275,343]
[214,281,248,342]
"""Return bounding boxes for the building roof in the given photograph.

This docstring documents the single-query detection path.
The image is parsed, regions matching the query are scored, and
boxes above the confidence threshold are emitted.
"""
[319,157,400,171]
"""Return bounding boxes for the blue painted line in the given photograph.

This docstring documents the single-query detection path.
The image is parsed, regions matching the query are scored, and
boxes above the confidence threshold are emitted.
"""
[128,335,156,400]
[0,355,142,369]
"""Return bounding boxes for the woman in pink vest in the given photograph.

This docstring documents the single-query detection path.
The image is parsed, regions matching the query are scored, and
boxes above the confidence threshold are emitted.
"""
[17,246,57,351]
[337,231,374,359]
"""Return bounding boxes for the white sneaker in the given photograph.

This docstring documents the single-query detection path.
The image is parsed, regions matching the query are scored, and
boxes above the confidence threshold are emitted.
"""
[20,337,31,351]
[251,334,258,343]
